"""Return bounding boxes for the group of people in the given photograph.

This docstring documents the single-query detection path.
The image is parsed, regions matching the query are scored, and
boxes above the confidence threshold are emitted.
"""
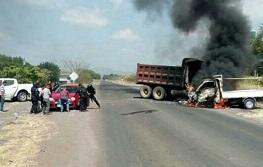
[30,81,52,114]
[30,80,100,114]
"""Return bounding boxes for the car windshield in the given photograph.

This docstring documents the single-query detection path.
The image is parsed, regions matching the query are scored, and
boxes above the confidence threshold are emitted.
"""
[55,86,79,93]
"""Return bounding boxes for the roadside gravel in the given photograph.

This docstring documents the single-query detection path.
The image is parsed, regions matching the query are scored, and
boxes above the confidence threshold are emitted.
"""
[0,101,56,167]
[232,102,263,124]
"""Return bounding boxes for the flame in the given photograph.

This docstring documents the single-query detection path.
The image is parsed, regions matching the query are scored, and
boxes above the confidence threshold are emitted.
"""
[214,99,229,109]
[187,99,229,109]
[187,102,196,107]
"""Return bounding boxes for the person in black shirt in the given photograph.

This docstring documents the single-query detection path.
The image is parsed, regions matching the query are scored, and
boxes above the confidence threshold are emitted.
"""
[77,83,88,112]
[53,82,59,91]
[30,83,41,114]
[87,84,100,108]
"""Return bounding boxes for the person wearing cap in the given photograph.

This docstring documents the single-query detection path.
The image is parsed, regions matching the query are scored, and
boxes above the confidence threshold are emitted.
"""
[0,80,7,112]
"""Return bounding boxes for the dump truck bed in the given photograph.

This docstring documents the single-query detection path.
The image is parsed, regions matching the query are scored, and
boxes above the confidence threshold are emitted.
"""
[136,63,184,87]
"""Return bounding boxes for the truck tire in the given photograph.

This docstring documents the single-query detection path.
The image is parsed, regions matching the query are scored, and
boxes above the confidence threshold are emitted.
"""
[17,91,28,102]
[140,85,152,99]
[152,86,166,100]
[243,99,256,109]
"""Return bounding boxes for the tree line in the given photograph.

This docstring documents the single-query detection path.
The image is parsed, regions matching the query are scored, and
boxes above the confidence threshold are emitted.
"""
[0,54,100,84]
[250,25,263,76]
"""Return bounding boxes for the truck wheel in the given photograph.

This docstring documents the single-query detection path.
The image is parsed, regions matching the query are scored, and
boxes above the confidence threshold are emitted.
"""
[140,85,152,99]
[243,99,256,109]
[153,86,166,100]
[17,91,28,102]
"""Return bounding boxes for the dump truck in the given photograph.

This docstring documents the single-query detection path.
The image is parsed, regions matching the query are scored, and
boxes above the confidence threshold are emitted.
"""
[136,58,203,100]
[188,75,263,109]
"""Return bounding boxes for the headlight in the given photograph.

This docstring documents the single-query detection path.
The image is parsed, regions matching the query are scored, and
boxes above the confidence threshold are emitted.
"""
[70,97,76,101]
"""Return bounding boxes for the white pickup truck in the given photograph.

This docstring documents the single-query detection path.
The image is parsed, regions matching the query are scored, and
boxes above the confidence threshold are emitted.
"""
[188,75,263,109]
[0,78,33,102]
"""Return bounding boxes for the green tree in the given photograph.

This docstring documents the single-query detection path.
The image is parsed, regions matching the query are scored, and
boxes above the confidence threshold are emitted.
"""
[102,74,120,80]
[38,62,61,82]
[77,69,101,84]
[77,70,92,84]
[0,54,25,69]
[0,64,50,83]
[0,54,51,83]
[27,66,51,84]
[249,25,263,76]
[250,25,263,58]
[86,69,101,79]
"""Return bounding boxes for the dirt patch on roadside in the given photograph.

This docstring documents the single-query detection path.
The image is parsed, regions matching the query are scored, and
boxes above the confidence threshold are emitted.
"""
[0,114,56,167]
[237,110,263,119]
[234,102,263,124]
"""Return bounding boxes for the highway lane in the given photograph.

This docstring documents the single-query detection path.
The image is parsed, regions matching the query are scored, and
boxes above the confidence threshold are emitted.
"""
[96,81,263,167]
[36,81,263,167]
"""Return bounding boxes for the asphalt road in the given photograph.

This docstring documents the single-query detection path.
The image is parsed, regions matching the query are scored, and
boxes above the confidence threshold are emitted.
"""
[35,81,263,167]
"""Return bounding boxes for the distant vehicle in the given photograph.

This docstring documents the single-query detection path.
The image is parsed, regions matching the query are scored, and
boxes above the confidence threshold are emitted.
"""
[58,80,67,85]
[0,78,32,102]
[49,84,80,109]
[136,58,203,100]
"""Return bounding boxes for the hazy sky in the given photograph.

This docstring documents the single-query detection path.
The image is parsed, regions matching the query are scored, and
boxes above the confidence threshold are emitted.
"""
[0,0,262,74]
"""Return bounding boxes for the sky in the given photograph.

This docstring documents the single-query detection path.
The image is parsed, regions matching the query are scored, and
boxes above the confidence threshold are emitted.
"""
[0,0,262,75]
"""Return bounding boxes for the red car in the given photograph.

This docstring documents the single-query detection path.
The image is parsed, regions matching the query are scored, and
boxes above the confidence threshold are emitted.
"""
[50,84,80,109]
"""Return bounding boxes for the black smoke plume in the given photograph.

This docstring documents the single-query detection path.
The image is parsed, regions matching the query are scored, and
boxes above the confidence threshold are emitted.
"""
[132,0,251,89]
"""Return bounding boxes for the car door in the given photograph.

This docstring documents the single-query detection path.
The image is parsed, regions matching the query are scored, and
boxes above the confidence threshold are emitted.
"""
[67,86,80,107]
[4,79,18,98]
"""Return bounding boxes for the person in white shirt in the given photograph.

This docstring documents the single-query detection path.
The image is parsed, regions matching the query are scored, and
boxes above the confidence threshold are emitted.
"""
[0,81,7,112]
[42,84,51,114]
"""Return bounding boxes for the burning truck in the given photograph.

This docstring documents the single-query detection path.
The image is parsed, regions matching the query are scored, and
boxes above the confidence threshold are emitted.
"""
[136,60,263,109]
[188,75,263,109]
[133,0,258,109]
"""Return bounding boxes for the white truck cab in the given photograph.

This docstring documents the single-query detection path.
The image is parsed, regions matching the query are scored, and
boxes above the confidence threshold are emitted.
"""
[188,75,263,109]
[0,78,33,102]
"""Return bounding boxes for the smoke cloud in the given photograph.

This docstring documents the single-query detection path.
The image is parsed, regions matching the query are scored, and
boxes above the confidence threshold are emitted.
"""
[132,0,251,88]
